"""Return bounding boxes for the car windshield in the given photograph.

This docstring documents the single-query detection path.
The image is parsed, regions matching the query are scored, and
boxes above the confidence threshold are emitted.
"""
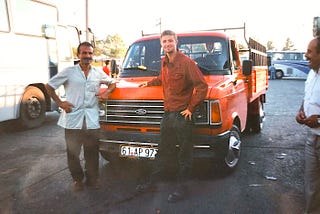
[120,36,230,77]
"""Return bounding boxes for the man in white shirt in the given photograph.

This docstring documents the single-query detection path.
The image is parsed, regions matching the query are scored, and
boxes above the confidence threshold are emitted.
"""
[296,36,320,213]
[45,42,116,191]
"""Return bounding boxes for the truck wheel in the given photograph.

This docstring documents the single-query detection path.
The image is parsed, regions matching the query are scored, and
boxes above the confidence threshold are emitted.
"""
[19,86,46,129]
[222,125,241,171]
[250,100,265,133]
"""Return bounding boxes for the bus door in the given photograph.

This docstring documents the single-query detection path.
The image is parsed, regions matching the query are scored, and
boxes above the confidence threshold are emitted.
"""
[42,24,80,110]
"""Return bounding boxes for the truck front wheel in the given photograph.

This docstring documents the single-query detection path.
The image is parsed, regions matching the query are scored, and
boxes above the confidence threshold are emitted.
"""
[222,125,241,171]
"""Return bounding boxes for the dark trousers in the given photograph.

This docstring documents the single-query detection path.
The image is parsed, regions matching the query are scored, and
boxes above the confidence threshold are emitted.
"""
[150,111,193,184]
[65,129,99,182]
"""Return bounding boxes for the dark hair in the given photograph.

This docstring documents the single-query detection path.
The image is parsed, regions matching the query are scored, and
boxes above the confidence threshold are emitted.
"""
[77,41,94,54]
[160,30,177,40]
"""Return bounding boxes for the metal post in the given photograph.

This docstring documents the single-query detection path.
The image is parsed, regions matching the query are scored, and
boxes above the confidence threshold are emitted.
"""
[86,0,89,41]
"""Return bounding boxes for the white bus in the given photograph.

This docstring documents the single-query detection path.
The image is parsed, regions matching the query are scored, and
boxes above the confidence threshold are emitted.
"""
[267,51,309,79]
[0,0,89,128]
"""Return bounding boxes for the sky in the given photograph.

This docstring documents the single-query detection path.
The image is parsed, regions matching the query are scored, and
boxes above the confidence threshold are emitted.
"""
[51,0,319,50]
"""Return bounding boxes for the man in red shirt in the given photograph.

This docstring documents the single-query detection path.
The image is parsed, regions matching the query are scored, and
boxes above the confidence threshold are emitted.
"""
[103,60,110,75]
[136,30,208,202]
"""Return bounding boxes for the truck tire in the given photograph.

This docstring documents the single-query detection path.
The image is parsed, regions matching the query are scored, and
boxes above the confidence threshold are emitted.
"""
[19,86,46,129]
[222,124,241,171]
[245,99,265,133]
[250,100,265,133]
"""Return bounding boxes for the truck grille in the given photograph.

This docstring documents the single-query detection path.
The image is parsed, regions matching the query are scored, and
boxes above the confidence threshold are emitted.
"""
[100,100,164,125]
[99,100,209,126]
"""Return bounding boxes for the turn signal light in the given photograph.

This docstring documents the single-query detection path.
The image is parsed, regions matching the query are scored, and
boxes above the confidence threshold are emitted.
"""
[210,101,222,124]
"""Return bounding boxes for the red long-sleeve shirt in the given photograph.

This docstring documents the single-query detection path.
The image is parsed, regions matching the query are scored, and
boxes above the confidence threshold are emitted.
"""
[147,51,208,112]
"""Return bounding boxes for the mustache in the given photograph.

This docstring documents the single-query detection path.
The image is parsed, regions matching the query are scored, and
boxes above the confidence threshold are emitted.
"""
[83,57,92,60]
[82,58,93,63]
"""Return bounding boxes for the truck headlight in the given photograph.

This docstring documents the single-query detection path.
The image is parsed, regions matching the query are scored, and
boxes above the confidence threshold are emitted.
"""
[99,101,107,119]
[193,100,209,125]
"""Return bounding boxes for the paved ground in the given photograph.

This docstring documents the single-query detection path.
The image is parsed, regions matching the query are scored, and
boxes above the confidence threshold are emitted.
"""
[0,79,307,214]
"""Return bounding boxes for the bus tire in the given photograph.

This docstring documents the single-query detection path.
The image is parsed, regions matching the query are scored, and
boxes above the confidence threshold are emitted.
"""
[275,70,283,79]
[19,86,46,129]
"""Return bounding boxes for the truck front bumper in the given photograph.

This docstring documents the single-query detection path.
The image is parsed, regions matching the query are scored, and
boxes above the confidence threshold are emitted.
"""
[99,129,230,160]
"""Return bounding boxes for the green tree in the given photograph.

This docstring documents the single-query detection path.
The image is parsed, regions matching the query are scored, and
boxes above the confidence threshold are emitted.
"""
[266,41,275,51]
[282,37,295,51]
[95,34,127,59]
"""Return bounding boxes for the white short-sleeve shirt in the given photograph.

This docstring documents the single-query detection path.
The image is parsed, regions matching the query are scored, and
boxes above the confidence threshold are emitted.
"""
[304,68,320,135]
[48,64,115,129]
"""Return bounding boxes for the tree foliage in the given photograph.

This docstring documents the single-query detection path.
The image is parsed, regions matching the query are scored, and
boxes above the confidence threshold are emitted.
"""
[94,34,127,59]
[282,37,295,51]
[265,37,297,51]
[266,41,275,51]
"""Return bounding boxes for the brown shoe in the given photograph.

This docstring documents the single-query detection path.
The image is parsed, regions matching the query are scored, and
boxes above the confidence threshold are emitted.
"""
[72,181,84,191]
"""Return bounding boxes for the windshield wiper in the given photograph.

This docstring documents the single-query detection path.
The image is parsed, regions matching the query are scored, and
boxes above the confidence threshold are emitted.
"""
[124,65,147,71]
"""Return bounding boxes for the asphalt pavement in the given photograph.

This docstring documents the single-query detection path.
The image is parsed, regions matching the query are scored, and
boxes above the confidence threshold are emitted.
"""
[0,79,308,214]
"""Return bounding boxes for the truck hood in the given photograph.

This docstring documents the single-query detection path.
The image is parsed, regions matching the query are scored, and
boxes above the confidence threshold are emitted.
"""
[107,78,164,100]
[106,75,234,100]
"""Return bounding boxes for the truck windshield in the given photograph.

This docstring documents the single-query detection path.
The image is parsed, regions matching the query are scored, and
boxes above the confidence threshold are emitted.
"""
[120,36,229,77]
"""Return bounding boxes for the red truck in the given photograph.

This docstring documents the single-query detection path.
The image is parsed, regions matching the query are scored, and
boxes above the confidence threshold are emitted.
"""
[99,25,268,172]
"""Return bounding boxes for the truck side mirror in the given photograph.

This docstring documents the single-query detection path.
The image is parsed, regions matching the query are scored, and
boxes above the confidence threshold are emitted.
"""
[242,60,252,76]
[42,24,56,39]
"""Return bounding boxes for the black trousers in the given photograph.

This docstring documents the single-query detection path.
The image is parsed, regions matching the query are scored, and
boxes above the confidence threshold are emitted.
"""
[150,111,194,183]
[65,129,99,182]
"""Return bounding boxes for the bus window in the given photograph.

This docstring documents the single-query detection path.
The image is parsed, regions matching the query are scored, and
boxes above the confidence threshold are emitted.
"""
[0,0,9,32]
[56,25,73,61]
[12,0,57,36]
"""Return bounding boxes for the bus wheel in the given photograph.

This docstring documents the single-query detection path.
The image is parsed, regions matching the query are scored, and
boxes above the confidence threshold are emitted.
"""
[19,86,46,129]
[275,70,283,79]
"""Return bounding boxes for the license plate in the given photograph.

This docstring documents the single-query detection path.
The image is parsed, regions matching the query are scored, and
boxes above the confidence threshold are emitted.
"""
[120,145,158,159]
